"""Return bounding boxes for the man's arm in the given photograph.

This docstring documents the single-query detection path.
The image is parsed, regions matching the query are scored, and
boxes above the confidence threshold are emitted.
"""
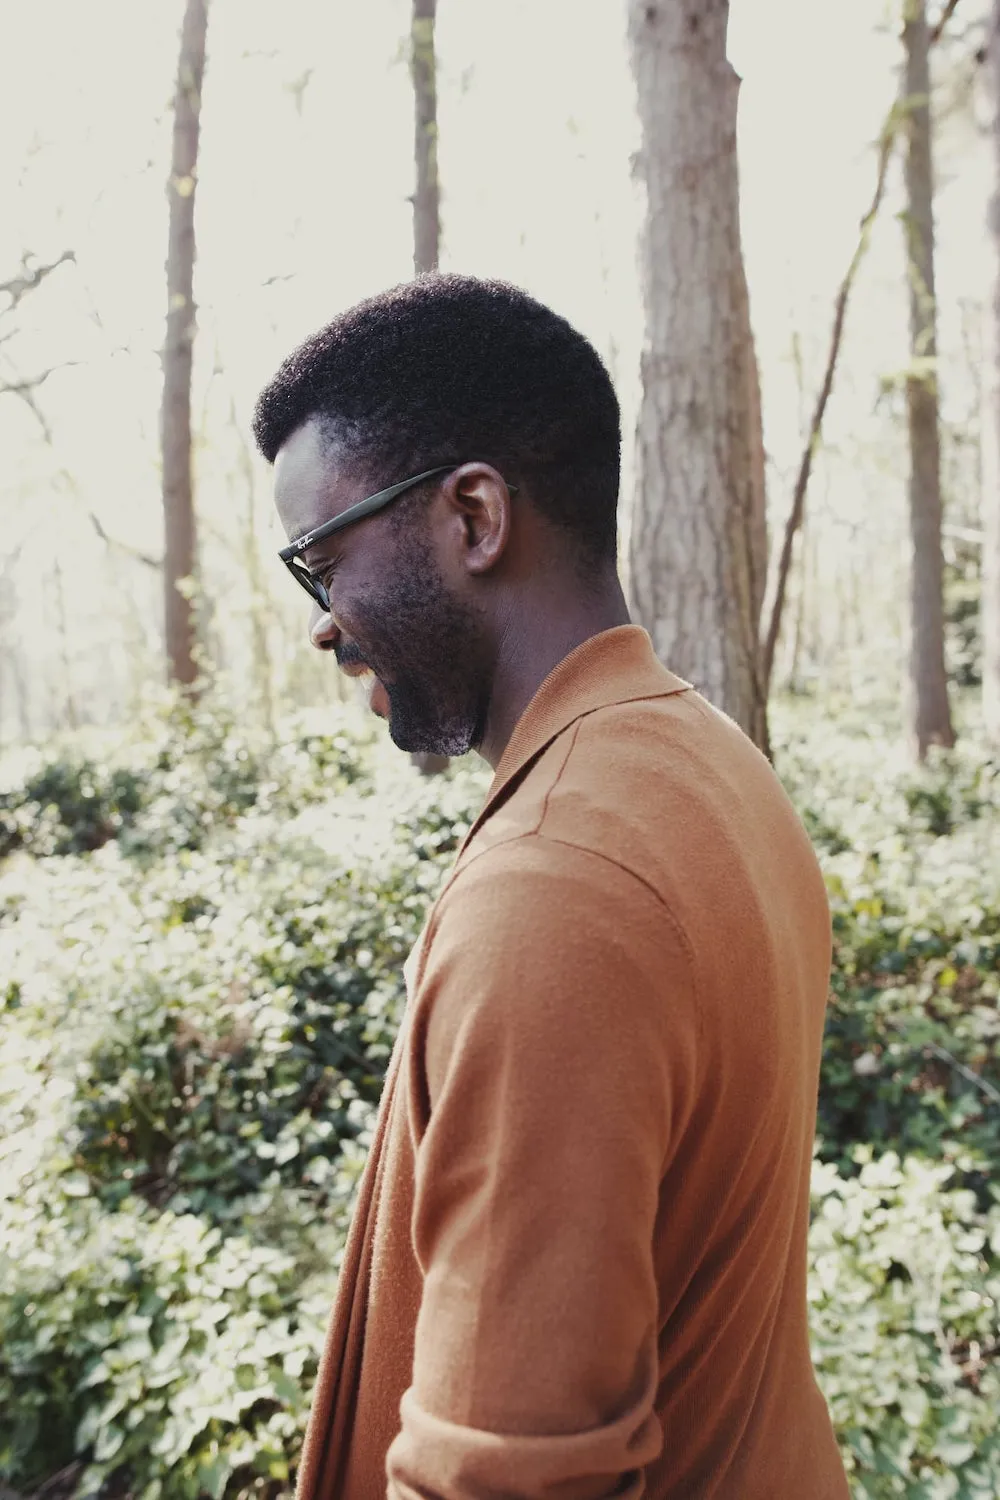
[387,835,699,1500]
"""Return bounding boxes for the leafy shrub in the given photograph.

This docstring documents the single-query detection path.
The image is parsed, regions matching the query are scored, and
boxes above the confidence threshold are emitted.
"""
[820,872,1000,1177]
[811,1151,1000,1497]
[775,710,1000,1179]
[0,695,375,863]
[2,696,1000,1496]
[830,867,997,1183]
[0,755,145,859]
[0,1185,332,1499]
[899,752,1000,839]
[70,844,425,1224]
[0,721,483,1496]
[944,550,982,690]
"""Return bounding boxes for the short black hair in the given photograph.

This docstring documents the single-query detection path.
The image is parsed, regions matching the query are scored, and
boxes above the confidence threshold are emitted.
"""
[252,274,621,566]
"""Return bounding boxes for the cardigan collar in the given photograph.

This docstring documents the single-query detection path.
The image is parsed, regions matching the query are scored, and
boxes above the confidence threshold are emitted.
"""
[462,625,690,851]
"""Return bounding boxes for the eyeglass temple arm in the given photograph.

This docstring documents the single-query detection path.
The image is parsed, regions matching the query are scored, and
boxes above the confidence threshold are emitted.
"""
[280,467,518,560]
[279,466,454,559]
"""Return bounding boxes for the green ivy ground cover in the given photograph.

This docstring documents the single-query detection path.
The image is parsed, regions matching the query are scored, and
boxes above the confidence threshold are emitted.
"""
[0,695,998,1499]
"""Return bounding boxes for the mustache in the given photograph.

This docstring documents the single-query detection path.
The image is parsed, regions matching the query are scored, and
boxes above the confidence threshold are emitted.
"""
[334,641,368,671]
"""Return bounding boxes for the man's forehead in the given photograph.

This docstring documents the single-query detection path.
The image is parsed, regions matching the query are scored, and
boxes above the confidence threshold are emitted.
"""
[273,418,358,542]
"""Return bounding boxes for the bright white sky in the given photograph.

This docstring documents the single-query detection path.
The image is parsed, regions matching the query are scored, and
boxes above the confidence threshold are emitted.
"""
[0,0,991,735]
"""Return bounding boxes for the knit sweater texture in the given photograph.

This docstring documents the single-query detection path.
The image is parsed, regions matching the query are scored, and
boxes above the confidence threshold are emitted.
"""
[295,625,849,1500]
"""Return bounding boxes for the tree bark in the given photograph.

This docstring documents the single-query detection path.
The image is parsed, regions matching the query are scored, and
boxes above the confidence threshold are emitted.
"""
[737,257,770,756]
[984,0,1000,745]
[161,0,208,690]
[231,397,275,734]
[626,0,769,752]
[409,0,449,774]
[902,0,955,757]
[411,0,440,276]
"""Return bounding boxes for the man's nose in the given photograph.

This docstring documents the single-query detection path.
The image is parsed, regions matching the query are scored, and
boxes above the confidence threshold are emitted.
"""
[309,605,340,652]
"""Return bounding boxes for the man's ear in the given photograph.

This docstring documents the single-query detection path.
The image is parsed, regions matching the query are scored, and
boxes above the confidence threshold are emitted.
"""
[440,462,513,576]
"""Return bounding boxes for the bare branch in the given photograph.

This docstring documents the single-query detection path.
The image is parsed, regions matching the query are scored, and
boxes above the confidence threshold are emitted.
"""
[0,362,81,440]
[760,0,966,695]
[0,248,158,573]
[0,252,79,437]
[56,461,162,570]
[925,1041,1000,1108]
[0,250,75,312]
[761,110,898,691]
[0,360,80,399]
[85,507,162,570]
[3,366,162,570]
[49,461,162,570]
[929,0,961,45]
[0,540,26,585]
[4,382,54,442]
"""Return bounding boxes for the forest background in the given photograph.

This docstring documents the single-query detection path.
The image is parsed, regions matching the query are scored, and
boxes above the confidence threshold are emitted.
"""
[2,1,1000,1498]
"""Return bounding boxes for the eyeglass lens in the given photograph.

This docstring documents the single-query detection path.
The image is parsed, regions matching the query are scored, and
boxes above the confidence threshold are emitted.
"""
[291,561,329,613]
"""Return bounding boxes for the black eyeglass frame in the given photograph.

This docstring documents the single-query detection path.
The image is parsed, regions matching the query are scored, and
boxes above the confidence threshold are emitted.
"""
[278,463,517,612]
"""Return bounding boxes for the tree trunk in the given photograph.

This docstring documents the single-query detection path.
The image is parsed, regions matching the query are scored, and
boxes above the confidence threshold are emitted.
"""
[231,399,275,734]
[411,0,440,276]
[626,0,769,753]
[738,257,770,756]
[984,0,1000,746]
[54,557,78,730]
[409,0,449,774]
[902,0,955,757]
[161,0,208,690]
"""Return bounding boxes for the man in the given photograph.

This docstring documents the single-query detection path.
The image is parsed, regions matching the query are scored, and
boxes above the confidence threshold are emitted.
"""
[253,274,848,1500]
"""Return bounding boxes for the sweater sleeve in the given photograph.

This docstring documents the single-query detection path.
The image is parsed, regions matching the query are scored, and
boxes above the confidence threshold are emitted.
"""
[385,835,699,1500]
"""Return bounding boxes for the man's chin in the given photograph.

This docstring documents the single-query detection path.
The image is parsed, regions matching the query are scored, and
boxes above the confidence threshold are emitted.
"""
[384,700,474,758]
[386,721,449,756]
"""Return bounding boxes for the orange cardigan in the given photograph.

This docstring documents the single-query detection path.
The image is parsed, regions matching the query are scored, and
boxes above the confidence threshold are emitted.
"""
[296,626,849,1500]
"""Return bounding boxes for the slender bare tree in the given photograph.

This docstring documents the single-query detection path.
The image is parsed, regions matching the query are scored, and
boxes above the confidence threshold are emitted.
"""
[626,0,769,752]
[985,0,1000,744]
[762,111,897,696]
[161,0,209,689]
[411,0,440,276]
[762,3,962,701]
[902,0,955,756]
[230,397,275,733]
[409,0,450,773]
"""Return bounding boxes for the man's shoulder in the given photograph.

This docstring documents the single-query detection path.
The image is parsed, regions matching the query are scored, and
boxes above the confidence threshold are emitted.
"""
[413,821,696,1072]
[443,822,666,920]
[474,685,762,871]
[455,686,821,954]
[426,822,687,986]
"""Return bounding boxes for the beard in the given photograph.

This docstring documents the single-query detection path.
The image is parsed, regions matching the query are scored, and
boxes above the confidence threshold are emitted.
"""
[337,533,491,757]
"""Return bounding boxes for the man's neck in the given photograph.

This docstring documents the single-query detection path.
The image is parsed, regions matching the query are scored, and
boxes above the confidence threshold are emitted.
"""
[477,575,632,770]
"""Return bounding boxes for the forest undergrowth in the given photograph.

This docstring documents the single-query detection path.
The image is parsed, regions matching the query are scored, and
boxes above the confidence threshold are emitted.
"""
[1,689,998,1500]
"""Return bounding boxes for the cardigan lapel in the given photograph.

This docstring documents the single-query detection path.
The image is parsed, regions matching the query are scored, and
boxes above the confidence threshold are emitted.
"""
[460,625,689,855]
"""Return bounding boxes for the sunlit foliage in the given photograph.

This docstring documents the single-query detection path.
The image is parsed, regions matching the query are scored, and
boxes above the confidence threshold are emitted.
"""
[1,699,998,1498]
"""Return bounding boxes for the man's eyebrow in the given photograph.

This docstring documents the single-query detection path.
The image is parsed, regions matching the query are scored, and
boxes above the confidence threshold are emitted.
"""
[299,534,343,572]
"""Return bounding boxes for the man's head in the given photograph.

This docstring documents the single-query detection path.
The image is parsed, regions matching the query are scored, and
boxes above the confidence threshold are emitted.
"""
[253,274,621,757]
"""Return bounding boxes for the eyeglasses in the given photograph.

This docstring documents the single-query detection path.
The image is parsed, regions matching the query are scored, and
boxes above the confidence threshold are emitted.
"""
[278,463,517,612]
